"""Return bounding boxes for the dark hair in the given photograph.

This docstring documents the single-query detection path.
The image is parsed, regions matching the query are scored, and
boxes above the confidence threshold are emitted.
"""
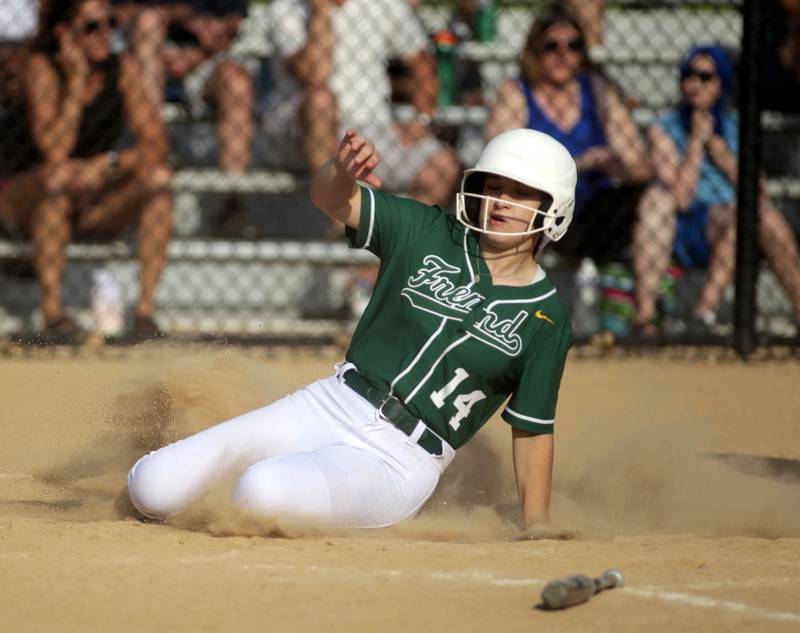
[678,44,736,136]
[31,0,89,56]
[520,2,590,85]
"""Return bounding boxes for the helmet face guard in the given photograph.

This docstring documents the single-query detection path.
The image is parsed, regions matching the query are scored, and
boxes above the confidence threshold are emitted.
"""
[456,192,559,238]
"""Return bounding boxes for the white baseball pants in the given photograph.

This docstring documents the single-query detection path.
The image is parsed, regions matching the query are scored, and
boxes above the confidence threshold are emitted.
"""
[127,367,456,528]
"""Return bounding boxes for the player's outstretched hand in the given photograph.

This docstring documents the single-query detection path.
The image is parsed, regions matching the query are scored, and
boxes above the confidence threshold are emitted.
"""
[335,129,382,188]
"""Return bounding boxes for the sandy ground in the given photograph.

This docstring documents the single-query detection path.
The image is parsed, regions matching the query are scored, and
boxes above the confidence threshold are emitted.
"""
[1,345,799,633]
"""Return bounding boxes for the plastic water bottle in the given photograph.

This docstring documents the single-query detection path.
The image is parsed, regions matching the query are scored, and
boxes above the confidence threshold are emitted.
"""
[574,257,599,334]
[434,30,457,107]
[475,0,496,42]
[91,268,124,336]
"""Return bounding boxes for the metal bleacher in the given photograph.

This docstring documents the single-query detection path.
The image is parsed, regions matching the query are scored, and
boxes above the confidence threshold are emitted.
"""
[2,1,798,339]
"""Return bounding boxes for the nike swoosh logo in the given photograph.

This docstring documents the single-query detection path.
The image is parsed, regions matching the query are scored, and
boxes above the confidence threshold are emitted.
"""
[534,310,555,325]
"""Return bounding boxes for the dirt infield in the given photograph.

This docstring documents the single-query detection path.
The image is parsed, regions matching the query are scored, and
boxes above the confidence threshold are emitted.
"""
[1,346,799,633]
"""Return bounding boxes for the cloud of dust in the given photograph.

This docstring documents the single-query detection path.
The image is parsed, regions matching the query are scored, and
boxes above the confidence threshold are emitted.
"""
[553,423,800,538]
[36,348,286,525]
[30,348,800,541]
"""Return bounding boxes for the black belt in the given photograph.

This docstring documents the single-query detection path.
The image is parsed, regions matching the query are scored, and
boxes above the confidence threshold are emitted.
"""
[342,370,444,456]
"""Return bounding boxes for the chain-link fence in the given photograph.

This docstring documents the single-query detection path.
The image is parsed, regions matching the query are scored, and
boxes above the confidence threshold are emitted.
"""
[0,0,798,350]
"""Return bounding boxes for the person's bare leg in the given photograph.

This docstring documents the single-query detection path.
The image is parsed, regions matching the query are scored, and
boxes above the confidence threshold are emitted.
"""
[758,203,800,316]
[696,204,735,316]
[32,163,74,322]
[411,147,461,207]
[134,167,173,317]
[633,185,677,326]
[77,166,174,318]
[129,8,168,107]
[299,85,338,173]
[209,60,254,173]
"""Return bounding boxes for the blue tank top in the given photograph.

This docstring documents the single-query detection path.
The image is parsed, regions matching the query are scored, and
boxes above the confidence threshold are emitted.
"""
[520,73,610,207]
[658,109,738,207]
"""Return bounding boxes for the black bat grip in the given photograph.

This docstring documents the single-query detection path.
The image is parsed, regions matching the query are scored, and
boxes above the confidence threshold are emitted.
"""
[541,574,597,609]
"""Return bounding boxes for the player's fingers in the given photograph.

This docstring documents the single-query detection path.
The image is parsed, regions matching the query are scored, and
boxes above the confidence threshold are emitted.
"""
[362,173,382,188]
[347,133,366,155]
[337,128,356,154]
[351,143,375,166]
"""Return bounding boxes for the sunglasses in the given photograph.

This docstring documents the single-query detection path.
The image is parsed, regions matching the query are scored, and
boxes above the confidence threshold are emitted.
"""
[681,69,718,83]
[79,16,116,35]
[541,37,583,54]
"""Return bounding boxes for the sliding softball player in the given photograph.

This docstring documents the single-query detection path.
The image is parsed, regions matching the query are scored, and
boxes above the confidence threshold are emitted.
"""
[128,128,577,530]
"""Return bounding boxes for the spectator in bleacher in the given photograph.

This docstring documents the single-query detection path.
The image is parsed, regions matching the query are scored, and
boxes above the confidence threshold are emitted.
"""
[0,0,38,188]
[632,45,800,333]
[485,3,650,265]
[114,0,255,175]
[763,0,800,113]
[0,0,173,342]
[260,0,460,208]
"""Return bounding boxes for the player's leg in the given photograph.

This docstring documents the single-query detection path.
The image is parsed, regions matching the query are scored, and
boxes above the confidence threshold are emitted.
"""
[127,376,353,519]
[232,405,454,528]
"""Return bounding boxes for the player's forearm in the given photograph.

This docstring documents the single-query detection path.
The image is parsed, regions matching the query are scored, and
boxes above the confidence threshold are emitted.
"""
[512,430,554,529]
[309,158,360,225]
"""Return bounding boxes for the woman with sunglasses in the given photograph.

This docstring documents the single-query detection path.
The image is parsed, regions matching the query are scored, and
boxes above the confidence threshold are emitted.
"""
[0,0,173,343]
[632,45,800,333]
[485,3,650,266]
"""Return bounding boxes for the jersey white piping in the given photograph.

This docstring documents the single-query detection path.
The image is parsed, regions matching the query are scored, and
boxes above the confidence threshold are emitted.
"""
[363,186,376,249]
[462,227,476,282]
[390,318,448,394]
[504,406,554,425]
[486,288,557,310]
[404,334,471,403]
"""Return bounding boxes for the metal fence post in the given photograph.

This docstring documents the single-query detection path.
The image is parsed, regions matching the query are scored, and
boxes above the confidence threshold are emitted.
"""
[734,0,763,359]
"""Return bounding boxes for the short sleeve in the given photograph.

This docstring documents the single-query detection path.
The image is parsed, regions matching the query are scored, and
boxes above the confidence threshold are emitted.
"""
[386,1,430,59]
[268,0,308,58]
[345,186,443,260]
[501,321,572,434]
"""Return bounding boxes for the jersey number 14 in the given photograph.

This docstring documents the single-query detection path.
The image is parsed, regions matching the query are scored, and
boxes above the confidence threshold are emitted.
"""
[430,368,486,431]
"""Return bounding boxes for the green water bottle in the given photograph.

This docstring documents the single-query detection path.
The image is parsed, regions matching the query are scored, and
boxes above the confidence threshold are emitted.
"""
[434,30,457,107]
[476,0,496,42]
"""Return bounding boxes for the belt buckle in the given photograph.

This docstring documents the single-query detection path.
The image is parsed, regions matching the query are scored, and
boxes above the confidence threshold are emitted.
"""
[376,394,394,422]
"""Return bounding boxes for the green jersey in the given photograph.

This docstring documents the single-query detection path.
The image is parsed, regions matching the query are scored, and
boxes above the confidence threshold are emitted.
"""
[345,187,572,450]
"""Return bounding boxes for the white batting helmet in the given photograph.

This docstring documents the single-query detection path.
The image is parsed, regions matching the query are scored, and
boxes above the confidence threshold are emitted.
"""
[456,129,577,242]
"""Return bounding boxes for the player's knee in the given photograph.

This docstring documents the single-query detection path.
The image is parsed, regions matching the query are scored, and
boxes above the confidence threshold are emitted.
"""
[127,452,185,519]
[232,460,330,521]
[232,465,285,516]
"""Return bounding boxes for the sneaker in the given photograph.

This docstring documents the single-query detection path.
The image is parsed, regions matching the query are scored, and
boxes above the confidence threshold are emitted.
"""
[209,194,263,240]
[39,315,87,346]
[130,315,165,342]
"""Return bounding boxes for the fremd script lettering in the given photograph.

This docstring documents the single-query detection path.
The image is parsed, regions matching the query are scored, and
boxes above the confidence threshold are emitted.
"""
[405,255,484,314]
